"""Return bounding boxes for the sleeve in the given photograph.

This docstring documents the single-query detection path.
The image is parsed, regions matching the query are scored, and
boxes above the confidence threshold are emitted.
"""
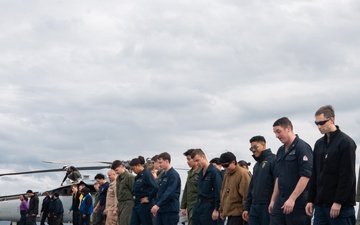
[243,174,254,211]
[147,173,159,200]
[35,198,39,214]
[156,171,180,207]
[239,170,250,206]
[84,197,91,214]
[334,137,357,204]
[62,172,69,183]
[180,176,188,209]
[213,169,223,210]
[307,141,319,202]
[297,142,313,178]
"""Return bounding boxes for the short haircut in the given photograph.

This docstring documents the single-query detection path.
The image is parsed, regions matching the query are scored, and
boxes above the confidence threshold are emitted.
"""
[129,157,142,166]
[71,184,78,189]
[151,155,159,162]
[249,135,266,144]
[111,160,124,170]
[81,187,90,195]
[273,117,293,130]
[53,192,60,198]
[183,149,195,156]
[219,152,237,164]
[315,105,335,118]
[26,190,33,194]
[238,160,251,168]
[94,173,105,180]
[190,148,205,159]
[158,152,171,163]
[79,183,86,188]
[209,157,221,165]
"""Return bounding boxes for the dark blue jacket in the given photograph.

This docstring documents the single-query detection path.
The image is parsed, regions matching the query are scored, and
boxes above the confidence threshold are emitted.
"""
[98,182,109,206]
[244,149,276,211]
[156,167,181,213]
[197,163,223,210]
[53,198,64,215]
[79,194,93,215]
[308,126,356,206]
[132,169,158,204]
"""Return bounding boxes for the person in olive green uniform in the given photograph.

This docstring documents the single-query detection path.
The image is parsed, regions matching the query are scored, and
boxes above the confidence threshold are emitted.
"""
[181,149,201,225]
[111,160,135,225]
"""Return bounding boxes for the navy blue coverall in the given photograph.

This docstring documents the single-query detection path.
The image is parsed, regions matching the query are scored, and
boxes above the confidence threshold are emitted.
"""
[130,168,158,225]
[270,135,313,225]
[155,167,181,225]
[192,163,223,225]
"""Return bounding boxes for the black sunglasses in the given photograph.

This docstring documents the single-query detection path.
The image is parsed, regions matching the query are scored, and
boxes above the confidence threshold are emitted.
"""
[249,145,259,152]
[314,118,330,126]
[221,163,230,168]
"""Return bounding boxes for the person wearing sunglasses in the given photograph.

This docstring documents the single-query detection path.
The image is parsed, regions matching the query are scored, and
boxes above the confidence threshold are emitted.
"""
[242,135,276,225]
[218,152,250,225]
[305,105,357,225]
[269,117,313,225]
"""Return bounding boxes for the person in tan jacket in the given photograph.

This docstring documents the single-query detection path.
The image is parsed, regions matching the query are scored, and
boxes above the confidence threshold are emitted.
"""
[219,152,251,225]
[104,169,118,225]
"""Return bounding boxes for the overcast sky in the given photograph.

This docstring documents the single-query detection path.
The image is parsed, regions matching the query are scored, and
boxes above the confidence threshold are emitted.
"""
[1,0,360,196]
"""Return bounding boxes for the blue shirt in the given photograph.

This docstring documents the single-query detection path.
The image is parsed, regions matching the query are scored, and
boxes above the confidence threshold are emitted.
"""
[156,167,181,213]
[98,182,109,206]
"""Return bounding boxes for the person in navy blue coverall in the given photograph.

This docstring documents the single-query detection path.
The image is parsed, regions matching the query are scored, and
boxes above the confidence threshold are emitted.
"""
[129,157,158,225]
[269,117,313,225]
[151,152,181,225]
[191,149,223,225]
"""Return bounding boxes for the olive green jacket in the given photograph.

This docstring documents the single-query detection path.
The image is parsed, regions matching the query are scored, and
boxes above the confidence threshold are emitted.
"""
[116,170,135,202]
[181,167,201,210]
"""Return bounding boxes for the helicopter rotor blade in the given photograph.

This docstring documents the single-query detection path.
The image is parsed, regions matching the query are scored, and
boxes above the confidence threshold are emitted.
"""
[0,165,110,177]
[42,161,112,165]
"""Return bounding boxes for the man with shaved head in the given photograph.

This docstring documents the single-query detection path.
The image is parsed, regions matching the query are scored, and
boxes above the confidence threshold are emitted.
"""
[105,170,118,225]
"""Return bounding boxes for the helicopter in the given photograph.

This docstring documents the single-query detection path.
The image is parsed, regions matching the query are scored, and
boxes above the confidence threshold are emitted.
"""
[0,160,189,225]
[0,162,116,225]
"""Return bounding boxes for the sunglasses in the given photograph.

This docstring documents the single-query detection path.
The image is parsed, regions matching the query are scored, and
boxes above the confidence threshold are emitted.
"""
[314,118,330,126]
[249,145,259,152]
[221,163,230,168]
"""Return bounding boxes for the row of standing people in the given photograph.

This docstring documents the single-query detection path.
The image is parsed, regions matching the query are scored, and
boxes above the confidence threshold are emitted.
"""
[181,105,357,225]
[22,104,357,225]
[19,190,64,225]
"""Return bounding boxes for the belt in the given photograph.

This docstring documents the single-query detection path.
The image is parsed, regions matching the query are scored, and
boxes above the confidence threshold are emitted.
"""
[198,198,215,203]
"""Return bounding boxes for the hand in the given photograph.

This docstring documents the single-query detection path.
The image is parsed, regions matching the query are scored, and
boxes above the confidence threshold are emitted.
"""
[181,209,186,217]
[82,214,86,218]
[242,210,249,222]
[305,203,314,217]
[268,200,274,214]
[330,203,341,218]
[281,198,295,214]
[93,207,98,213]
[140,197,149,204]
[67,210,70,214]
[151,205,159,217]
[211,209,219,221]
[113,210,117,216]
[103,209,108,215]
